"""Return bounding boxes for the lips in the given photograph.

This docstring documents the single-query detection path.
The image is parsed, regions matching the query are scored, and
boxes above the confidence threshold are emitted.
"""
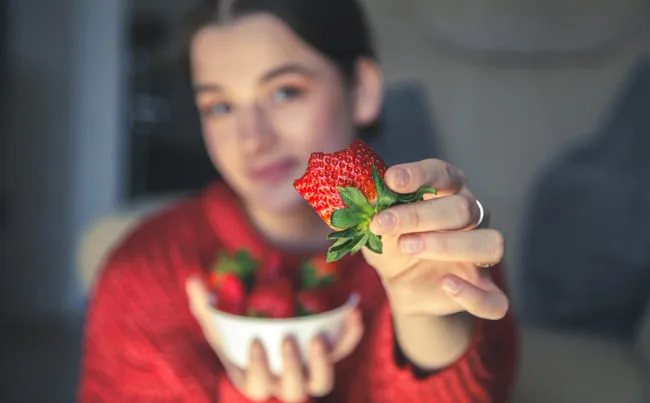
[249,160,296,182]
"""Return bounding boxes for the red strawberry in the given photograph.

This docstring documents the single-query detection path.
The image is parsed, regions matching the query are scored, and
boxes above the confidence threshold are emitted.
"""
[297,283,349,315]
[293,139,436,262]
[246,278,296,318]
[301,255,342,289]
[207,249,258,291]
[255,254,293,286]
[215,273,247,315]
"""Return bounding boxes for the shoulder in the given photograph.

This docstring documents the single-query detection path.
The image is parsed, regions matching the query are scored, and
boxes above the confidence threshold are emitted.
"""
[96,184,228,293]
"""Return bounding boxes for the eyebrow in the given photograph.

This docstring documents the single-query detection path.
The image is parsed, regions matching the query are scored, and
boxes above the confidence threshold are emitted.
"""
[193,63,316,94]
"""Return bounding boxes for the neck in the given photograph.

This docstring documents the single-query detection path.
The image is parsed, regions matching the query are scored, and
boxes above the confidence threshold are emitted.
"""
[244,202,332,253]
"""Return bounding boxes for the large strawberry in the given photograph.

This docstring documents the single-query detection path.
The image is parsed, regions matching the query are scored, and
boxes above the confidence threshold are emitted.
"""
[214,273,247,315]
[246,278,296,319]
[294,139,436,262]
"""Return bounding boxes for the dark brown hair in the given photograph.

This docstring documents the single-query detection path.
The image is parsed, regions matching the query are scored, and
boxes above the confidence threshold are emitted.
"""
[178,0,380,136]
[179,0,377,84]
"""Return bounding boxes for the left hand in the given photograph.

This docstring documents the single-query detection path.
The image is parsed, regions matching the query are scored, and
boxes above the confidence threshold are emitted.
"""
[187,278,364,402]
[362,159,509,320]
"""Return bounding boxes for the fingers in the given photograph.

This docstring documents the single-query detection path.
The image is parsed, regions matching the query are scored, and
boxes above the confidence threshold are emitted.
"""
[384,159,464,195]
[277,338,308,403]
[240,340,273,401]
[186,277,211,322]
[441,275,509,320]
[370,191,481,235]
[397,229,505,265]
[186,277,223,351]
[331,309,364,362]
[306,338,334,397]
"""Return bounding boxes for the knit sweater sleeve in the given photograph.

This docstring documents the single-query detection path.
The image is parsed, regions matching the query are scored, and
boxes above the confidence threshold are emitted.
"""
[77,205,312,403]
[360,265,519,403]
[78,244,224,402]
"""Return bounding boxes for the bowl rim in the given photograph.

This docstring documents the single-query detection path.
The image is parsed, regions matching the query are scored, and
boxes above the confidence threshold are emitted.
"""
[208,292,360,324]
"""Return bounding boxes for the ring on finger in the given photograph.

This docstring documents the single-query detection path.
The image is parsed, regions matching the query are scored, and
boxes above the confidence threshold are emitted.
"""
[474,199,486,229]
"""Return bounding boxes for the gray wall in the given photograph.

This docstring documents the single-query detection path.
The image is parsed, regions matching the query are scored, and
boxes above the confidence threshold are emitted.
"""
[3,0,127,319]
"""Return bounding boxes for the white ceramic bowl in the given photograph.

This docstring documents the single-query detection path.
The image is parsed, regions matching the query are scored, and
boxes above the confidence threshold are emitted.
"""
[208,293,360,373]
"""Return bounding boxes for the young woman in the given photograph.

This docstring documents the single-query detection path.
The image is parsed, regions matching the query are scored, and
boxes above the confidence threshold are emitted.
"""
[79,1,518,402]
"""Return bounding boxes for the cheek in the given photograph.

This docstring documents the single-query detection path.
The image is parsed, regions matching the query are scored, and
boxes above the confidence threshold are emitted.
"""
[201,124,242,180]
[274,90,354,155]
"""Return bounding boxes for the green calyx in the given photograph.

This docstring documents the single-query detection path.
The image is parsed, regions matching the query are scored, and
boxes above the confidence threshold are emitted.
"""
[301,260,336,289]
[212,249,258,289]
[325,164,436,262]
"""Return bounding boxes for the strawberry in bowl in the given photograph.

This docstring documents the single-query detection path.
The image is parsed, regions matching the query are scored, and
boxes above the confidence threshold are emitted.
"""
[205,250,358,374]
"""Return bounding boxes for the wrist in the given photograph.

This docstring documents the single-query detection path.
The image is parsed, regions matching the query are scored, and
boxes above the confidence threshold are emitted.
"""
[391,311,476,371]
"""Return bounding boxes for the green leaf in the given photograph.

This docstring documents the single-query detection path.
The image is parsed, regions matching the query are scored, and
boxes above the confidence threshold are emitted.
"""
[301,258,337,289]
[327,226,360,240]
[350,233,369,255]
[338,186,374,214]
[330,207,370,230]
[367,232,383,254]
[331,237,350,248]
[396,186,437,204]
[326,237,357,262]
[297,305,311,317]
[373,164,398,210]
[416,186,437,199]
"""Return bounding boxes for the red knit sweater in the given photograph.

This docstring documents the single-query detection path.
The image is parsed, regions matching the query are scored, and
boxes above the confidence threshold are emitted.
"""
[79,182,518,403]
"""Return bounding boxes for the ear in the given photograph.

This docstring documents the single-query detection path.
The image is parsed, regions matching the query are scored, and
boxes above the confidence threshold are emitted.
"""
[352,58,383,127]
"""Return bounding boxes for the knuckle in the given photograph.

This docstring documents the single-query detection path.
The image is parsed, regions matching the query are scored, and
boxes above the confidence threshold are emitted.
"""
[402,206,420,232]
[487,230,505,262]
[425,233,448,254]
[455,196,474,225]
[438,161,455,187]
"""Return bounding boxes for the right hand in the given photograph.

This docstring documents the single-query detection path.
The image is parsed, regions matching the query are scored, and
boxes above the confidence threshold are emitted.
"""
[186,277,364,402]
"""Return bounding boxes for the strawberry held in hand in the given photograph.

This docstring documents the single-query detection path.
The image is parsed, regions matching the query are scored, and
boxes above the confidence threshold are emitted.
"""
[294,139,436,262]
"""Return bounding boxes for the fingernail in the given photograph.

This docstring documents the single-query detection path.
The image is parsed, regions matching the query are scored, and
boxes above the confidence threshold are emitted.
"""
[252,340,264,360]
[372,211,397,234]
[390,167,410,189]
[442,277,460,295]
[399,237,423,254]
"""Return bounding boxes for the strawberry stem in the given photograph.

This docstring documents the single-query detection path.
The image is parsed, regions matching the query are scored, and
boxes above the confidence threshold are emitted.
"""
[325,164,437,262]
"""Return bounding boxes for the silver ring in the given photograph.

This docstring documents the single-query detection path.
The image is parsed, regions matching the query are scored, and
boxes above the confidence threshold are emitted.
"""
[474,199,485,229]
[474,199,493,268]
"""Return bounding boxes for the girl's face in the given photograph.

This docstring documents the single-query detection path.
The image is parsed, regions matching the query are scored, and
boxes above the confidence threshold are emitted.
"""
[190,14,382,215]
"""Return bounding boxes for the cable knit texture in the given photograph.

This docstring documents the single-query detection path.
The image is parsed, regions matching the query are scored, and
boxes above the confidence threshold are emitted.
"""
[79,181,518,402]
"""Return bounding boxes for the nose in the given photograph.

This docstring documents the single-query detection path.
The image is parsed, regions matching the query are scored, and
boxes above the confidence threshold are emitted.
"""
[237,103,276,155]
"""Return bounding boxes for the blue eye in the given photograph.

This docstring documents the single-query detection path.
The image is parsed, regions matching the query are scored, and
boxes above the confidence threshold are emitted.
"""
[203,103,232,117]
[271,87,302,103]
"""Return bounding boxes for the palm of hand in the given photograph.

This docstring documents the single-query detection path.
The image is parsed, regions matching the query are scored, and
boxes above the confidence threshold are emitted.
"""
[362,234,491,316]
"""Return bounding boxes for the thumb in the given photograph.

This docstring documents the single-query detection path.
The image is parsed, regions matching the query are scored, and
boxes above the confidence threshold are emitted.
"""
[186,276,211,321]
[186,277,223,349]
